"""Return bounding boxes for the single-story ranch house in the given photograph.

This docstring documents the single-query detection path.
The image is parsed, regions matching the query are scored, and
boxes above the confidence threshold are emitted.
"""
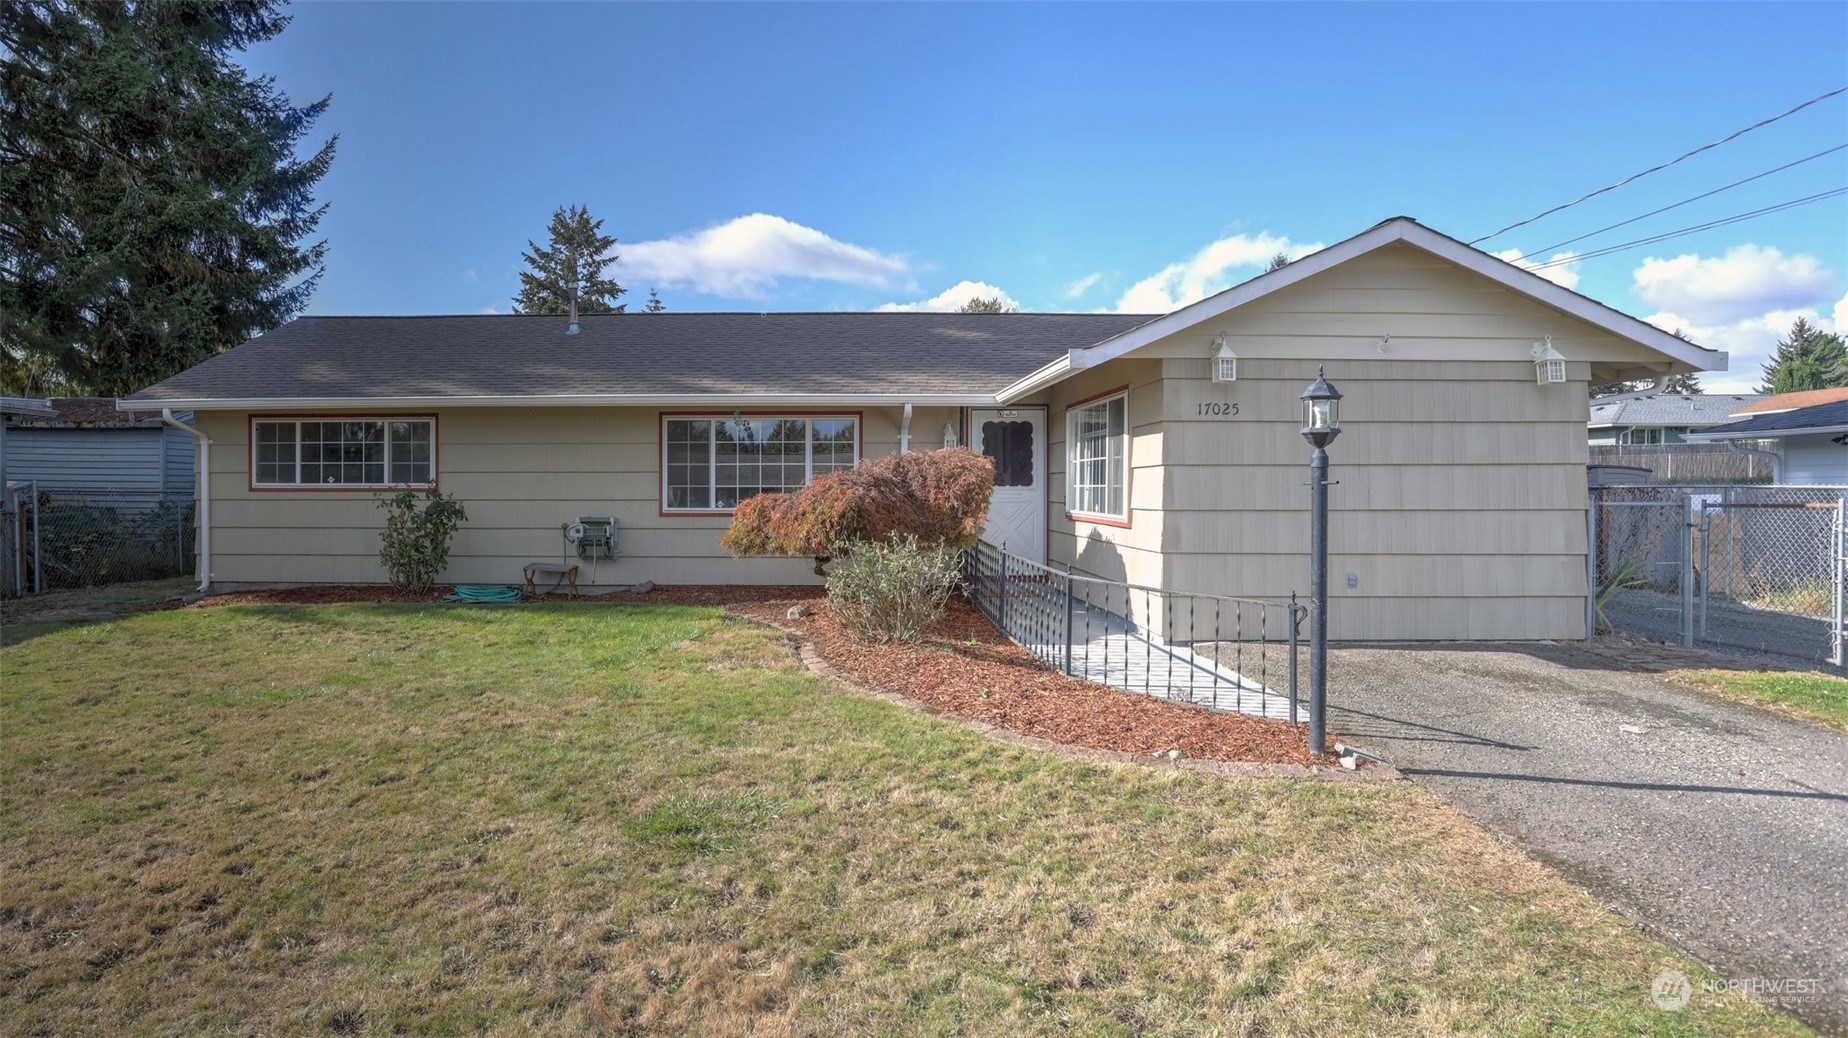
[121,218,1723,640]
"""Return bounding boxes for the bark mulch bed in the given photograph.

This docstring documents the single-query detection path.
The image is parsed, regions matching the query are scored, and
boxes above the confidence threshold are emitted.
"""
[730,594,1339,767]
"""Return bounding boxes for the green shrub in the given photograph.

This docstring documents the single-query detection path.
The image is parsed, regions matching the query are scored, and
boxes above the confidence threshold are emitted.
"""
[377,490,468,594]
[824,535,962,644]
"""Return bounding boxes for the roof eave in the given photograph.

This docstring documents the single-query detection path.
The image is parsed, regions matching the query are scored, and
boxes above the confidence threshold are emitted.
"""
[1686,424,1848,441]
[1063,218,1726,377]
[117,392,1001,411]
[994,356,1073,404]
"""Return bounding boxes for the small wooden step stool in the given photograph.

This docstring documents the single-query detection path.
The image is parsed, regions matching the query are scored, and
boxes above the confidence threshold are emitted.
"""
[522,561,580,598]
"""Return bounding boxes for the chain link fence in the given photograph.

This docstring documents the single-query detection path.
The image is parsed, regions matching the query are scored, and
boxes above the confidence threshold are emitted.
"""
[3,485,195,596]
[1591,484,1845,668]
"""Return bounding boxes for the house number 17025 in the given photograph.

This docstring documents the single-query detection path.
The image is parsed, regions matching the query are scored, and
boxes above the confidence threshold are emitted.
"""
[1197,402,1240,416]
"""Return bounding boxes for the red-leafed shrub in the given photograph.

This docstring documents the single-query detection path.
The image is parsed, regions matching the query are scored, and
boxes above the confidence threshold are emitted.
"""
[721,447,996,574]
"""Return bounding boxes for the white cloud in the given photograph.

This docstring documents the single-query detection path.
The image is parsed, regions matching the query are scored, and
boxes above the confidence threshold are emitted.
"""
[1642,305,1840,393]
[1110,232,1323,313]
[876,280,1019,313]
[1631,244,1838,326]
[618,213,908,299]
[1628,246,1843,392]
[478,305,502,315]
[1492,248,1582,291]
[1064,272,1103,299]
[463,268,479,285]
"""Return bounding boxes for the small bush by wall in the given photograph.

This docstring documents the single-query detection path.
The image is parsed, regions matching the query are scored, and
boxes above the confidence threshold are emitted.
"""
[377,490,468,594]
[825,536,963,644]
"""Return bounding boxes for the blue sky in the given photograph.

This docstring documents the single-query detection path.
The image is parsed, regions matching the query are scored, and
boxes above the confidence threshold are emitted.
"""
[248,2,1848,390]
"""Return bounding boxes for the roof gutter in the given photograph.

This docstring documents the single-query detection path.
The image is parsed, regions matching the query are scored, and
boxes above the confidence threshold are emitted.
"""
[1725,440,1782,483]
[118,392,999,411]
[994,355,1073,404]
[160,407,211,593]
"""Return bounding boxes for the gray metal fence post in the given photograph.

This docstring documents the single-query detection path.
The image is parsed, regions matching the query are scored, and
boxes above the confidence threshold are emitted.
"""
[1062,566,1075,676]
[1681,497,1695,648]
[997,545,1009,637]
[1289,593,1300,727]
[1825,491,1840,661]
[1585,494,1598,639]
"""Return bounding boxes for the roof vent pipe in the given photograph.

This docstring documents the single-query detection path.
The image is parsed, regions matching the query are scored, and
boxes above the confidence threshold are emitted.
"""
[566,291,580,336]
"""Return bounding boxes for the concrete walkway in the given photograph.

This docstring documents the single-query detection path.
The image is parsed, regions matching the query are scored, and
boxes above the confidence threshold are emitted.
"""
[990,589,1298,720]
[1327,642,1848,1033]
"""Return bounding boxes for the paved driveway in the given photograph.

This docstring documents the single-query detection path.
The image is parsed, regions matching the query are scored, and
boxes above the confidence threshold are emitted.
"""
[1327,643,1848,1033]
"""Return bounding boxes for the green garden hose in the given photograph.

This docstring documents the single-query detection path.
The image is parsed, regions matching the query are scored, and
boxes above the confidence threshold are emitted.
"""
[441,584,526,604]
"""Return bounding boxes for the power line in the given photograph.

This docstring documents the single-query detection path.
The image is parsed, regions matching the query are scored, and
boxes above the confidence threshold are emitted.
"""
[1528,187,1848,270]
[1516,143,1848,258]
[1469,85,1848,245]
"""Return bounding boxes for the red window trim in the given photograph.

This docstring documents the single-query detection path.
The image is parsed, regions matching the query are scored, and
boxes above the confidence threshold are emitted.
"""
[247,412,440,493]
[657,410,865,517]
[1062,385,1131,529]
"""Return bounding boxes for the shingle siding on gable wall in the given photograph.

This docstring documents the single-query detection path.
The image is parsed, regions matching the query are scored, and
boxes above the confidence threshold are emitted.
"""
[1072,244,1603,641]
[194,405,958,588]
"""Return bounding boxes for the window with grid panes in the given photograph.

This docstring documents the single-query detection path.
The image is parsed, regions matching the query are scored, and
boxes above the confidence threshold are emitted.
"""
[662,415,858,511]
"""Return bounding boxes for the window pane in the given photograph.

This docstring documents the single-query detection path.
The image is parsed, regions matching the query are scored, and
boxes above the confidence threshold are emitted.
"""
[1068,397,1125,517]
[982,420,1035,488]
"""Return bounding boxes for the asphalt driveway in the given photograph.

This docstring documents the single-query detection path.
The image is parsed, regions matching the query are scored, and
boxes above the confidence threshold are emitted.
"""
[1327,643,1848,1033]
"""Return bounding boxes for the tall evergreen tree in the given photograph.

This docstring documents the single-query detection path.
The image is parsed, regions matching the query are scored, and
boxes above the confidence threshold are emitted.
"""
[1665,372,1702,394]
[1,1,335,397]
[513,205,626,314]
[644,288,665,313]
[1759,316,1848,393]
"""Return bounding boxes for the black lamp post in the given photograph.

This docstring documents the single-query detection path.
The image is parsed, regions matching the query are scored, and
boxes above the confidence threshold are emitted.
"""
[1300,366,1342,757]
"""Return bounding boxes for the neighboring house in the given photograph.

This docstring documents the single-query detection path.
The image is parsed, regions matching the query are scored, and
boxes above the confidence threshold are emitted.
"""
[1687,399,1848,484]
[1,397,195,503]
[120,217,1723,640]
[1587,388,1761,444]
[1732,385,1848,417]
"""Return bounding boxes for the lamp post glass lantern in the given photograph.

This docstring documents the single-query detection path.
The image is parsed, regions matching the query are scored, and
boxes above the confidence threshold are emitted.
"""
[1300,366,1341,757]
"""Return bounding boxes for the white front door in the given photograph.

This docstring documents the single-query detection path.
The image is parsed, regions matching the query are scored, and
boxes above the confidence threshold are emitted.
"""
[970,407,1047,563]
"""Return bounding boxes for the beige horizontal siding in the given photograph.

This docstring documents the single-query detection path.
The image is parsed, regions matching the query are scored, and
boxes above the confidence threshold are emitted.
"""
[1072,243,1608,641]
[1044,359,1164,587]
[195,405,956,588]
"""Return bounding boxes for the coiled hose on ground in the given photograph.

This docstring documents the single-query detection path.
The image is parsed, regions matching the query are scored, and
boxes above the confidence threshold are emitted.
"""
[441,585,526,604]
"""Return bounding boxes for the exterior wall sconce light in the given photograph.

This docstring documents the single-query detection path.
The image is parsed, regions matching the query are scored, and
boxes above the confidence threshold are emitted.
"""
[1211,334,1238,383]
[1532,337,1567,385]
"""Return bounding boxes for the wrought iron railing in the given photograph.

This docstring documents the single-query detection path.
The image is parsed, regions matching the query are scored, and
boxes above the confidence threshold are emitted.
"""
[963,539,1306,721]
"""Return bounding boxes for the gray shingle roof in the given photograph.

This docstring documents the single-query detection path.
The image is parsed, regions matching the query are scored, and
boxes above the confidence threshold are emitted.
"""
[123,312,1161,404]
[1690,400,1848,438]
[1587,391,1761,429]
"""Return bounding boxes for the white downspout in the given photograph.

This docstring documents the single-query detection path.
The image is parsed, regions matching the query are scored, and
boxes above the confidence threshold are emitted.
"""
[1726,440,1783,483]
[899,402,913,454]
[161,408,211,592]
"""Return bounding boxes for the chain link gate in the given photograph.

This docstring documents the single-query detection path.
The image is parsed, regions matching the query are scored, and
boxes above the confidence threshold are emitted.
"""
[1592,484,1846,668]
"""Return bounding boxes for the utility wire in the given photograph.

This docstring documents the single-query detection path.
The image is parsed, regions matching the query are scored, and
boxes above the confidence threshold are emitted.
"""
[1528,187,1848,270]
[1517,143,1848,258]
[1469,85,1848,245]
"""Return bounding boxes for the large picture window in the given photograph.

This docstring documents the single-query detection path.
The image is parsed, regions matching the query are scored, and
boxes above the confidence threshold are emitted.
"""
[662,415,858,511]
[1067,392,1127,521]
[252,418,435,487]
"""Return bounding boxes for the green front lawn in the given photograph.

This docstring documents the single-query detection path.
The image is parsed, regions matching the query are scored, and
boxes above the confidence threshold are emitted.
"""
[0,603,1797,1035]
[1672,667,1848,731]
